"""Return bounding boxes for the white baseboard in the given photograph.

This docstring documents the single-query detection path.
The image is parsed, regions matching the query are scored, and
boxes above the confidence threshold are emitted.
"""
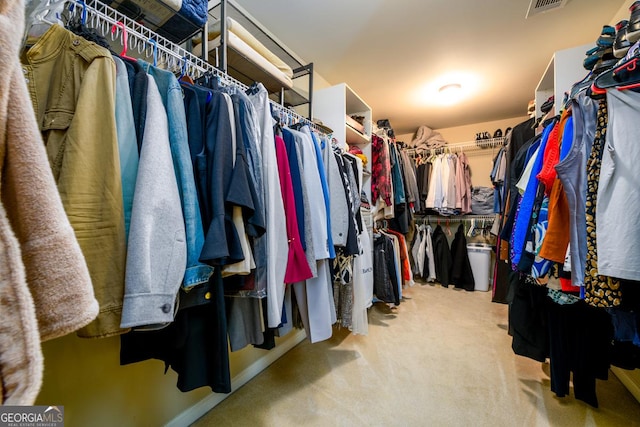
[612,367,640,403]
[165,329,307,427]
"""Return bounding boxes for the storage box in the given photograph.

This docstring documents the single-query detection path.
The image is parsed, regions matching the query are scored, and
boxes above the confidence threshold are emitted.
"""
[467,243,492,291]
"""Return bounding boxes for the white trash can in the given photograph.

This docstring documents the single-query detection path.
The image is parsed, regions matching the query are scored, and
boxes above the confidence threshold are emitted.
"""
[467,243,492,291]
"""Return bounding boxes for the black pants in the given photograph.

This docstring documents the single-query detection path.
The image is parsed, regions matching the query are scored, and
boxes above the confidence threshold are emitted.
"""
[546,299,612,407]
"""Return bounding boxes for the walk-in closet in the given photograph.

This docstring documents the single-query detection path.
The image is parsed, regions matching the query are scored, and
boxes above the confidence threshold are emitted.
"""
[2,0,640,425]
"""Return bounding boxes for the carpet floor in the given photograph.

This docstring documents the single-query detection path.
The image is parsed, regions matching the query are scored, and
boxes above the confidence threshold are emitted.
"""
[193,284,640,426]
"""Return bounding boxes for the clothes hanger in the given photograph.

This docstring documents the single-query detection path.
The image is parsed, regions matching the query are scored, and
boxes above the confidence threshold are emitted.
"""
[68,0,87,27]
[147,38,158,67]
[24,0,66,45]
[65,0,106,47]
[111,21,135,61]
[178,57,195,84]
[467,218,475,238]
[591,47,640,94]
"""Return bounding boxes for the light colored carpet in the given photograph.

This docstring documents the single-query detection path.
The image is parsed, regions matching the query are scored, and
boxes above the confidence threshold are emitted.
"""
[193,284,640,427]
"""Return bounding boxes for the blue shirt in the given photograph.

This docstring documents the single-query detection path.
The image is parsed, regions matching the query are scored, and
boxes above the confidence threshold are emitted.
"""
[305,126,336,259]
[511,122,554,266]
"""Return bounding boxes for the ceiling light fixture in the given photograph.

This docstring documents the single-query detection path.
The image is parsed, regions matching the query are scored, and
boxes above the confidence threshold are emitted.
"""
[439,83,462,93]
[438,83,464,105]
[414,72,479,107]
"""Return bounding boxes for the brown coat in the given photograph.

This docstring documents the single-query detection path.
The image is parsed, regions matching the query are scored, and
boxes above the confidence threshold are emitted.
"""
[1,0,98,405]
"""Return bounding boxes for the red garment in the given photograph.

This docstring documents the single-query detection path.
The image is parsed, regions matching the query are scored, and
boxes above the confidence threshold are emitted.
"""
[275,135,313,283]
[539,178,570,263]
[536,123,559,194]
[371,134,392,206]
[386,229,411,281]
[537,110,569,194]
[560,277,580,293]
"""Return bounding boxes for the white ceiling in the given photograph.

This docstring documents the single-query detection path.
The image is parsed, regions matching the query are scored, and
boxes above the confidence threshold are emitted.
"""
[232,0,627,135]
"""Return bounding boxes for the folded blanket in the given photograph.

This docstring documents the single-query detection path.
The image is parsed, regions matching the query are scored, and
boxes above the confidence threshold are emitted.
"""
[193,17,293,78]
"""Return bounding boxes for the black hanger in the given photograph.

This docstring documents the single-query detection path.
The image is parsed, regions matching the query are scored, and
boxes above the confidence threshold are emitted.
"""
[592,56,640,92]
[246,82,261,95]
[195,71,220,90]
[65,1,110,49]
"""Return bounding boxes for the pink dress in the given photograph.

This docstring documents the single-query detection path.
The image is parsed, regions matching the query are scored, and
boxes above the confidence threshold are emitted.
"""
[274,135,313,283]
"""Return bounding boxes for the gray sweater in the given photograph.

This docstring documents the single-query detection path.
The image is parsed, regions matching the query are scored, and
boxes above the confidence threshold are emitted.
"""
[120,77,186,329]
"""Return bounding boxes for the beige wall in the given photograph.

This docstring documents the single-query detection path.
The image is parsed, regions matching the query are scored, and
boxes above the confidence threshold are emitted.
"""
[313,71,332,91]
[397,116,529,187]
[35,329,302,426]
[612,0,633,23]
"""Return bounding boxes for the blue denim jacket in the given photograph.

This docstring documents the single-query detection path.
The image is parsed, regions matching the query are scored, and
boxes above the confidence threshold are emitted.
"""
[141,61,213,288]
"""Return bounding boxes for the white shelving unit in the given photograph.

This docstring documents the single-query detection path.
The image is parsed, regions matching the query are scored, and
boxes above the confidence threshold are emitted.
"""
[535,43,591,116]
[314,83,372,203]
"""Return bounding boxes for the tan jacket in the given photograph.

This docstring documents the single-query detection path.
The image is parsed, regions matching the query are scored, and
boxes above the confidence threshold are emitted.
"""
[1,0,98,404]
[22,24,127,338]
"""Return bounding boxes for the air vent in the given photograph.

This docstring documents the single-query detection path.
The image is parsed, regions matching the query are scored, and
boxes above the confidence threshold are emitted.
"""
[526,0,569,18]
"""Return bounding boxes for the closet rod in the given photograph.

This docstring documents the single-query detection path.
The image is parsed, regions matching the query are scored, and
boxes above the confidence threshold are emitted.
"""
[415,215,496,224]
[73,0,323,134]
[405,137,505,156]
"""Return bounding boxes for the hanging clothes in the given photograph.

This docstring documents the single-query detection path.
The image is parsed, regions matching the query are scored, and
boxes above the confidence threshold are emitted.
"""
[455,152,472,214]
[2,2,99,403]
[305,126,336,259]
[400,149,421,213]
[373,233,401,305]
[333,249,354,329]
[114,57,139,239]
[351,161,374,335]
[282,127,317,277]
[583,99,623,307]
[596,88,640,282]
[555,90,597,288]
[450,224,475,291]
[324,141,350,248]
[247,84,289,327]
[431,225,452,287]
[287,127,335,343]
[411,224,424,277]
[381,230,403,299]
[22,23,126,338]
[142,62,213,290]
[371,134,393,209]
[120,75,186,330]
[425,224,437,283]
[274,134,313,283]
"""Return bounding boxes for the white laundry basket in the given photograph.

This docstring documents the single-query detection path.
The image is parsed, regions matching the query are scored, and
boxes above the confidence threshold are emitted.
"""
[467,243,492,291]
